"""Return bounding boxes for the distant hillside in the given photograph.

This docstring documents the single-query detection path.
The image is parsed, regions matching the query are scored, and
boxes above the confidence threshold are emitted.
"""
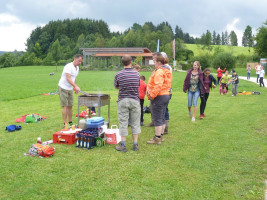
[185,44,254,56]
[0,51,7,56]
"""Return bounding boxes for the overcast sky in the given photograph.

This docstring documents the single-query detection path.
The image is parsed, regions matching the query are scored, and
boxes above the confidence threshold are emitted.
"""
[0,0,266,51]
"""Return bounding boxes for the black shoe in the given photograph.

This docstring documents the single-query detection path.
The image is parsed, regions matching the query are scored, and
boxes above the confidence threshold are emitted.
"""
[115,144,127,152]
[133,144,140,151]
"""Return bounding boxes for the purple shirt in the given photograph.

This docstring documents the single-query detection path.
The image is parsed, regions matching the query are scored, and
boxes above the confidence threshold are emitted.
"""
[114,68,140,102]
[204,76,210,93]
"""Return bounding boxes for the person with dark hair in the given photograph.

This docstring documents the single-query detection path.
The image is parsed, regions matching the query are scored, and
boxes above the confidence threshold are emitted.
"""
[139,75,147,126]
[230,70,239,96]
[217,67,226,83]
[58,54,82,126]
[183,61,204,122]
[114,55,141,152]
[147,55,172,145]
[200,68,216,119]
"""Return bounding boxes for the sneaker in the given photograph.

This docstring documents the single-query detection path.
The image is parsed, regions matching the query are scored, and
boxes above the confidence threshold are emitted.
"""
[192,117,195,122]
[147,136,161,145]
[133,144,140,151]
[232,94,235,96]
[145,122,154,127]
[149,136,164,142]
[189,112,192,117]
[200,114,204,119]
[115,144,127,152]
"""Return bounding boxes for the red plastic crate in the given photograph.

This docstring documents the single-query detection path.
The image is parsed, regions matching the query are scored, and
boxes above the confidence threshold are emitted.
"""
[53,130,78,145]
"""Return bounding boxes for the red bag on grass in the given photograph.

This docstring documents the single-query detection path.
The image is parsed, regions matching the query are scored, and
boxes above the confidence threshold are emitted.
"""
[105,125,121,144]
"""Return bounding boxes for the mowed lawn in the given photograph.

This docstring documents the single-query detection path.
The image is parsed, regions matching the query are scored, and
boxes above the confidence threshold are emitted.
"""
[0,66,266,200]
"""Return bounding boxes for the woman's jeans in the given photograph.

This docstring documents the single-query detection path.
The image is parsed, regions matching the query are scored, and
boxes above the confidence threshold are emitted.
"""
[247,72,250,80]
[188,90,200,107]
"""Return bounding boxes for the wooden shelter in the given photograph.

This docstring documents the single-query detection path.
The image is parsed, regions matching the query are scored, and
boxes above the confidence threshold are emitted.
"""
[80,47,153,66]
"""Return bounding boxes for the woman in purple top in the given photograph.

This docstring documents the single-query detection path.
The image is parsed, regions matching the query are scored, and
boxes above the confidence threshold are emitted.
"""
[200,68,217,119]
[183,61,205,122]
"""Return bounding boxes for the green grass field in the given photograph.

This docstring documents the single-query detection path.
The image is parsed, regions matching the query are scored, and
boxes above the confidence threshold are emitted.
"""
[0,66,266,199]
[185,44,255,57]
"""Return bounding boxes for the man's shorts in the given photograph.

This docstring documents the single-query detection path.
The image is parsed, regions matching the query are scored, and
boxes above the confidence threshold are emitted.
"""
[117,98,141,136]
[58,86,73,106]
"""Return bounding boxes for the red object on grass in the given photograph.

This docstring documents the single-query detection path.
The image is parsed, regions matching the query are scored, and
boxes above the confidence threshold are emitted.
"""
[15,114,48,123]
[53,129,80,145]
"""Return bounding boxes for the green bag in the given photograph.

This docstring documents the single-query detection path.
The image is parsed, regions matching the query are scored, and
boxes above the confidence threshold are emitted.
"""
[25,114,42,123]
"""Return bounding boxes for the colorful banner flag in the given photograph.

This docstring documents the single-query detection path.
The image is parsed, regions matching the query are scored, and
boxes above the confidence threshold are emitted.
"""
[156,39,160,52]
[172,39,175,59]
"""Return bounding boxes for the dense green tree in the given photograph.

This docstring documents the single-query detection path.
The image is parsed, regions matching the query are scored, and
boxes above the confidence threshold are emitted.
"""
[212,52,236,70]
[255,22,267,57]
[51,39,62,71]
[216,34,221,45]
[242,25,253,47]
[221,32,225,45]
[229,31,238,46]
[212,31,216,45]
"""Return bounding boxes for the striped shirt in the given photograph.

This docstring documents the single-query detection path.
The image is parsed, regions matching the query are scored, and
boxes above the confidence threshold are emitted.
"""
[114,68,140,101]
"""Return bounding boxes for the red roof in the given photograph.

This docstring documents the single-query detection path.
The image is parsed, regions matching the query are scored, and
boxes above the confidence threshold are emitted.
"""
[94,53,153,57]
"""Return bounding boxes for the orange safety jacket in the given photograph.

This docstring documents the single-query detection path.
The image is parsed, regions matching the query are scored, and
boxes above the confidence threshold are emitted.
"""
[147,67,172,100]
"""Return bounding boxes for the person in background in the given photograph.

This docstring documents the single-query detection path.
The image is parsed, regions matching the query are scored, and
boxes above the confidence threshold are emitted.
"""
[139,75,147,126]
[161,52,172,134]
[200,68,216,119]
[58,54,82,126]
[133,64,141,72]
[114,55,141,152]
[216,67,226,83]
[147,55,172,145]
[230,70,239,96]
[145,52,160,127]
[183,61,204,122]
[255,62,261,83]
[247,65,251,80]
[259,66,265,87]
[219,70,230,95]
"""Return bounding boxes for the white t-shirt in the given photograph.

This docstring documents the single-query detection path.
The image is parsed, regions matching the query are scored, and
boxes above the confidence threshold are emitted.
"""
[255,65,261,74]
[259,69,265,78]
[58,62,79,90]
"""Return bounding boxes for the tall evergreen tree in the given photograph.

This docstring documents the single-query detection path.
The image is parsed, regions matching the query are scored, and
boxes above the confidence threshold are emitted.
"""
[229,31,238,46]
[212,30,216,45]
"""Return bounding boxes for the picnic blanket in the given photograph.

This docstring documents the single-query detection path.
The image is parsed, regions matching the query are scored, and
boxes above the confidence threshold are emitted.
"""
[15,114,48,123]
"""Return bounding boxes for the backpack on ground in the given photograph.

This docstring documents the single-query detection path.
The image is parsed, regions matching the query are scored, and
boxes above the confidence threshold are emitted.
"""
[27,144,55,157]
[25,114,42,123]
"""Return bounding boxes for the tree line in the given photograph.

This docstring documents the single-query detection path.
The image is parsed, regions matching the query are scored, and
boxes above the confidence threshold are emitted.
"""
[0,18,266,68]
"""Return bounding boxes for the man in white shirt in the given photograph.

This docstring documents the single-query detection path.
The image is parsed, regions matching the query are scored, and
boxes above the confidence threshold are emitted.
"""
[255,62,261,83]
[58,54,82,125]
[259,66,265,87]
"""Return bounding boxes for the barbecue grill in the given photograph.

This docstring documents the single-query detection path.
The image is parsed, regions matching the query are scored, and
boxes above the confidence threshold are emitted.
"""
[77,93,110,127]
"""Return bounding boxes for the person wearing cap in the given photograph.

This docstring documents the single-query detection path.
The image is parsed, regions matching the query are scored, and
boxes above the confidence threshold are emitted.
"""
[229,70,239,96]
[147,54,172,145]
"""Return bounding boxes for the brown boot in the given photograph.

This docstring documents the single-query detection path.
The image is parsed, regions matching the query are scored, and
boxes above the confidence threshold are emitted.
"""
[149,135,164,142]
[163,120,169,135]
[147,136,161,145]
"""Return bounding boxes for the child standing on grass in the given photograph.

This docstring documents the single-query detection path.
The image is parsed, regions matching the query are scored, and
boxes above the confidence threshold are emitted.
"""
[139,75,147,126]
[259,66,265,87]
[219,70,230,95]
[230,70,239,96]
